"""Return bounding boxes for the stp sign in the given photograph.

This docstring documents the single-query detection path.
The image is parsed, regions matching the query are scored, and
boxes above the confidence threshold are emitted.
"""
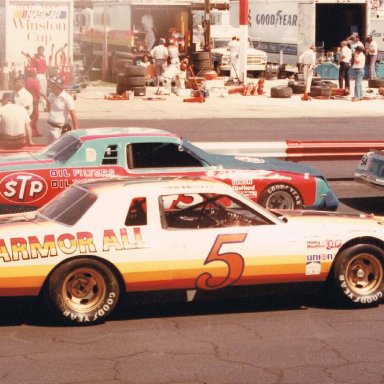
[0,173,48,204]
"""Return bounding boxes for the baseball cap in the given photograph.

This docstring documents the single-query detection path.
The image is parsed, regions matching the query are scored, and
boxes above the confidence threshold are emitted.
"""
[49,76,65,88]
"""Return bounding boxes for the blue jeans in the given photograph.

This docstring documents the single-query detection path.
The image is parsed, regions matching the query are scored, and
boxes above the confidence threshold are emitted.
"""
[353,68,364,99]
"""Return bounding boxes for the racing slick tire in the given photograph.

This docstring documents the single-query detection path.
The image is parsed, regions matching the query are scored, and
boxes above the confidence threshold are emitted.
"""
[45,258,121,325]
[288,81,306,94]
[332,244,384,307]
[270,86,293,98]
[123,76,146,87]
[312,80,337,88]
[368,78,384,88]
[127,86,146,96]
[258,183,303,209]
[309,85,332,98]
[124,64,146,77]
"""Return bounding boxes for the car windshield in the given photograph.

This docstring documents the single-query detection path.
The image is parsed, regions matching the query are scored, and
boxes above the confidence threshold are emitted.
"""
[181,140,212,165]
[39,185,97,225]
[42,135,83,162]
[212,39,231,49]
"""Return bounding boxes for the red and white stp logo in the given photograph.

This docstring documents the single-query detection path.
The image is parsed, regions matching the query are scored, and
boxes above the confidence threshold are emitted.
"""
[0,173,47,204]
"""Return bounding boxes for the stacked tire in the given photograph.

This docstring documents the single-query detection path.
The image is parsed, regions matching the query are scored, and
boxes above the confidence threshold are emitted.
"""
[192,51,212,76]
[288,81,306,94]
[368,78,384,88]
[309,80,336,98]
[116,65,146,96]
[270,86,292,98]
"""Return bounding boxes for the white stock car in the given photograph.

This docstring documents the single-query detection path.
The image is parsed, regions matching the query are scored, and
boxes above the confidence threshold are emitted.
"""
[0,176,383,325]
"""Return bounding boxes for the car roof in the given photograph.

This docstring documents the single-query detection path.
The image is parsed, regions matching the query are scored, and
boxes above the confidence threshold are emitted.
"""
[70,127,177,141]
[79,176,234,196]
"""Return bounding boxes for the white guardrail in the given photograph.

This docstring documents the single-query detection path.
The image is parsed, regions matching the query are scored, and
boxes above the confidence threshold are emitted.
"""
[195,141,287,158]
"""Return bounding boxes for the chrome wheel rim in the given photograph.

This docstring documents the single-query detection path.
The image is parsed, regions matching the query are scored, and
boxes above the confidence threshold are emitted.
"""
[346,253,383,295]
[61,268,106,313]
[266,191,295,209]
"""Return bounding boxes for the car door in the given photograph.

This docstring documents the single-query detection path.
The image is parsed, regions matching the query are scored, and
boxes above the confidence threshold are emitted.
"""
[154,192,310,292]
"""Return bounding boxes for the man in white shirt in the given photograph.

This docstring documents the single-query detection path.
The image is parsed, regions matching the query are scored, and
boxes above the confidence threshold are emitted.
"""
[14,77,33,117]
[227,36,240,80]
[150,38,169,88]
[338,40,352,95]
[46,76,79,144]
[298,45,317,100]
[365,35,378,79]
[0,92,33,149]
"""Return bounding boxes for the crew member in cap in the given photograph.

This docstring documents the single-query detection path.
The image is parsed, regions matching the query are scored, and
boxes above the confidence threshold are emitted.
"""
[46,76,79,144]
[14,76,33,120]
[0,92,33,149]
[150,38,169,87]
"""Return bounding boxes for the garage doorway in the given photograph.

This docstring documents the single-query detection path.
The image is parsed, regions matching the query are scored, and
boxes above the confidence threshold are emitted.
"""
[316,3,366,52]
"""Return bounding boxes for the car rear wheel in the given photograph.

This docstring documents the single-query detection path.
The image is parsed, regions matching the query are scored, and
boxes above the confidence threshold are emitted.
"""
[45,258,120,325]
[333,244,384,307]
[258,183,303,209]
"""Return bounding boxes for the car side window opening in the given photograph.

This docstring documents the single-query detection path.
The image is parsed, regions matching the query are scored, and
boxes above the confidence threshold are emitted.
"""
[102,145,119,165]
[125,197,147,226]
[160,193,273,229]
[127,142,204,169]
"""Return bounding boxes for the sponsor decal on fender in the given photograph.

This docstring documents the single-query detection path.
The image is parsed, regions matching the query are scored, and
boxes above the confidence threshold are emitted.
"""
[307,239,343,249]
[0,172,48,204]
[0,228,146,262]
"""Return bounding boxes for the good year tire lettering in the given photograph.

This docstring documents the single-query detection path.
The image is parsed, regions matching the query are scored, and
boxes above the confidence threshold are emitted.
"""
[196,233,247,290]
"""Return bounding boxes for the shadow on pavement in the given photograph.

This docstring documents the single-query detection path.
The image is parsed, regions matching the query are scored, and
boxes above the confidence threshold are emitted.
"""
[0,283,337,327]
[339,196,384,215]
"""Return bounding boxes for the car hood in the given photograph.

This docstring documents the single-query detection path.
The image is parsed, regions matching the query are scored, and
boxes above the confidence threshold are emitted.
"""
[207,154,322,176]
[0,211,43,226]
[277,209,384,227]
[0,151,53,171]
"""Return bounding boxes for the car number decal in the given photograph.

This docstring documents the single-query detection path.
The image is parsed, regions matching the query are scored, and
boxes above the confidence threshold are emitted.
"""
[196,233,247,290]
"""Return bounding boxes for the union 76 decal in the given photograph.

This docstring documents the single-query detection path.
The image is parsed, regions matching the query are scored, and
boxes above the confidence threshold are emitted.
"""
[196,233,247,290]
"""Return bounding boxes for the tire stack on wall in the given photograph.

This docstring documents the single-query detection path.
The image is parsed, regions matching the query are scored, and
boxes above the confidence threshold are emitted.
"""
[116,64,146,97]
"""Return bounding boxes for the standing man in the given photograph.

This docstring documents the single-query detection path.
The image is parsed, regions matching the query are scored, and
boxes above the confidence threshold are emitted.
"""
[167,39,180,65]
[150,38,168,88]
[0,92,33,149]
[14,76,33,118]
[338,40,352,95]
[141,12,155,52]
[299,44,317,101]
[30,46,48,111]
[352,45,366,101]
[227,36,240,80]
[46,76,78,144]
[365,35,378,79]
[25,68,42,136]
[347,34,364,63]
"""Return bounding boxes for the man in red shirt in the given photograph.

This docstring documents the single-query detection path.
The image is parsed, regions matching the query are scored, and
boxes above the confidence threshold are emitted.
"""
[30,46,48,111]
[25,68,42,136]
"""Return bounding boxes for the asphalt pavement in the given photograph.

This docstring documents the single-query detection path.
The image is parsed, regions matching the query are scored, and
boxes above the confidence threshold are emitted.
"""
[2,77,384,146]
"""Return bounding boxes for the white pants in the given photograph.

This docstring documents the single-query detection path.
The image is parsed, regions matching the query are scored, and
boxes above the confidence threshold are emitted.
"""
[46,125,61,144]
[36,73,47,109]
[303,64,314,94]
[230,54,239,79]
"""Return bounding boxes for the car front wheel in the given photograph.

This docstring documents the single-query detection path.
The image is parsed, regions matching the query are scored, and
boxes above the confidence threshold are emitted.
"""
[333,244,384,307]
[258,183,303,209]
[45,258,120,325]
